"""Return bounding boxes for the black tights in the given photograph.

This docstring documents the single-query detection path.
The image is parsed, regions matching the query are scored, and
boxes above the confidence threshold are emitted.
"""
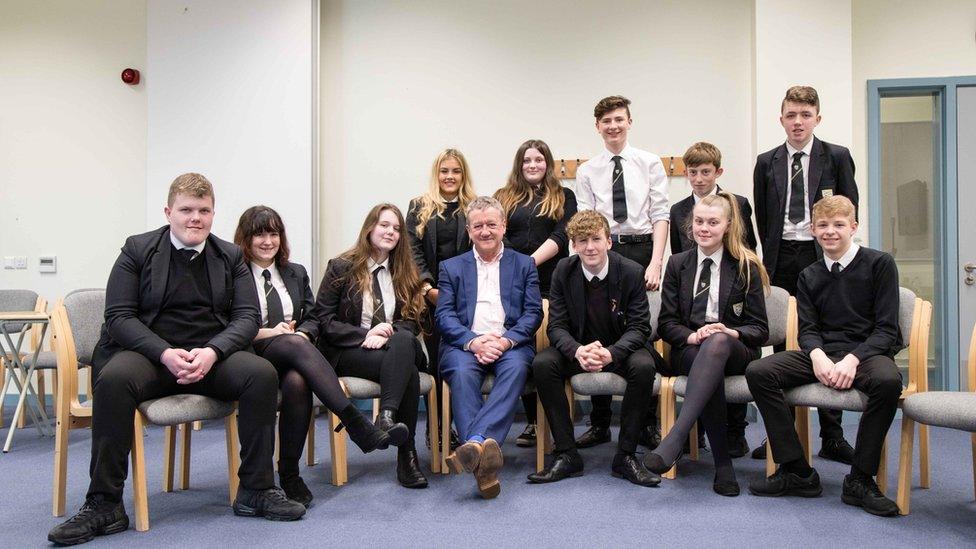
[254,334,353,476]
[656,333,753,482]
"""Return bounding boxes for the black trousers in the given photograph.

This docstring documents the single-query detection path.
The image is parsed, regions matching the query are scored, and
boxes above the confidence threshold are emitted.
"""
[590,239,657,429]
[88,350,279,502]
[534,346,657,455]
[746,351,902,475]
[325,330,422,443]
[770,239,845,441]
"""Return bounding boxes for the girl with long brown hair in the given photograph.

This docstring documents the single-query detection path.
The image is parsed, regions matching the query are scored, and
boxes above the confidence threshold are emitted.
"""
[645,192,769,496]
[309,203,429,488]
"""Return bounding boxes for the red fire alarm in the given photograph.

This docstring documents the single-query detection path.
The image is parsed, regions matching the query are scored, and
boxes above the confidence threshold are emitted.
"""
[121,68,140,85]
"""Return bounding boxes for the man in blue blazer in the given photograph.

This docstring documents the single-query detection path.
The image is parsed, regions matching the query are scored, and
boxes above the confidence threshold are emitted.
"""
[437,196,543,499]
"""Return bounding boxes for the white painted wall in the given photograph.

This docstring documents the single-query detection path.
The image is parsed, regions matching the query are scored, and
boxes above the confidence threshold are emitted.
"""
[319,0,755,262]
[0,0,147,301]
[147,0,316,269]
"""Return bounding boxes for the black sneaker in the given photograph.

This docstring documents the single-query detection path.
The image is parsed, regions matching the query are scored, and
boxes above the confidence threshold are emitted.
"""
[279,475,313,508]
[748,467,823,498]
[515,424,536,447]
[819,438,855,465]
[842,474,900,516]
[48,496,129,545]
[232,487,306,521]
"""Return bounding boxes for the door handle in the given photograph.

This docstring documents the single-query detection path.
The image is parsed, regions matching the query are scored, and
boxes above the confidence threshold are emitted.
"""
[965,262,976,273]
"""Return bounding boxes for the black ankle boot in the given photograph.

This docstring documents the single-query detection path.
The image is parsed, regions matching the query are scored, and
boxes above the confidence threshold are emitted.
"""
[397,447,428,489]
[337,404,391,453]
[374,409,410,448]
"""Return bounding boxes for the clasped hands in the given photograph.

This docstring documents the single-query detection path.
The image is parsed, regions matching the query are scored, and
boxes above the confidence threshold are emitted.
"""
[574,341,612,372]
[811,349,859,390]
[161,346,218,385]
[468,333,512,365]
[362,322,394,349]
[686,322,739,346]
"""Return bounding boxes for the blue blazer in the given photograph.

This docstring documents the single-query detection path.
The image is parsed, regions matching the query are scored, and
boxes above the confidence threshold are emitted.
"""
[435,248,543,352]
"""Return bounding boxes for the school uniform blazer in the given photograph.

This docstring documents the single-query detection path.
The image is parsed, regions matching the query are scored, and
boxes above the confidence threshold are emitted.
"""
[434,249,543,352]
[306,257,420,353]
[546,251,650,366]
[92,225,261,370]
[406,198,472,285]
[752,137,858,275]
[273,261,317,336]
[658,248,769,356]
[668,186,758,254]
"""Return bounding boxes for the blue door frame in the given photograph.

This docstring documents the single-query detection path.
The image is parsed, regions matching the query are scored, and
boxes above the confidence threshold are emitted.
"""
[868,76,976,391]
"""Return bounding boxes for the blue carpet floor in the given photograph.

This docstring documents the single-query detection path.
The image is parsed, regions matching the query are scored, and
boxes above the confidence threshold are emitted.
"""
[3,408,975,548]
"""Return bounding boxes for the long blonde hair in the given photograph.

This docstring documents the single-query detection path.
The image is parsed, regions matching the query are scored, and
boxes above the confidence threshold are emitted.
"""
[696,193,770,292]
[412,149,477,238]
[337,203,426,327]
[494,139,564,221]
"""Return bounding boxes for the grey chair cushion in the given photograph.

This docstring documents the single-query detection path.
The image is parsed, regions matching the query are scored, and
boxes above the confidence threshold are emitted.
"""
[419,372,433,394]
[21,350,57,369]
[570,372,662,397]
[785,383,869,412]
[138,394,235,426]
[339,377,382,399]
[673,375,752,404]
[62,289,105,365]
[0,289,40,333]
[480,374,535,395]
[765,287,789,347]
[897,287,916,343]
[903,392,976,432]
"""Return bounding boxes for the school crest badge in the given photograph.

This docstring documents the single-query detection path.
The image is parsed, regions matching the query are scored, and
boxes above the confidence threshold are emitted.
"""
[822,189,834,198]
[732,302,744,316]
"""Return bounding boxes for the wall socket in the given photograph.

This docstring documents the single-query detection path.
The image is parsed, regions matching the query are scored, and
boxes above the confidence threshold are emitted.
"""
[3,256,28,270]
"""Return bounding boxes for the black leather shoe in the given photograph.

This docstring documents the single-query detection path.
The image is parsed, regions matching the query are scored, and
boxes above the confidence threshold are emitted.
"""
[842,474,899,516]
[279,474,313,508]
[751,438,767,460]
[575,426,611,448]
[638,425,661,450]
[642,451,678,475]
[611,453,661,487]
[339,407,391,453]
[48,496,129,545]
[819,438,855,465]
[728,433,750,458]
[397,448,429,489]
[374,410,410,448]
[516,424,537,447]
[713,476,741,497]
[527,451,584,483]
[232,487,306,521]
[748,467,822,498]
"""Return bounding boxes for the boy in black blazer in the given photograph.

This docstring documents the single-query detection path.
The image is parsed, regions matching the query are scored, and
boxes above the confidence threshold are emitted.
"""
[746,195,902,516]
[528,210,662,487]
[752,85,857,462]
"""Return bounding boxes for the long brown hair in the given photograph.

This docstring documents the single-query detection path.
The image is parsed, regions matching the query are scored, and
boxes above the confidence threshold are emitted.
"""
[338,203,426,326]
[695,192,770,292]
[412,149,477,238]
[234,205,290,269]
[494,139,565,221]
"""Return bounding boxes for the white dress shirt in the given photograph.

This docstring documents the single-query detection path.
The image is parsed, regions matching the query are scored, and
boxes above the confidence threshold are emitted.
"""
[470,246,507,337]
[170,232,206,257]
[823,243,860,272]
[576,144,670,235]
[692,185,719,204]
[581,257,610,281]
[694,247,723,323]
[361,258,396,330]
[250,262,295,326]
[782,139,814,241]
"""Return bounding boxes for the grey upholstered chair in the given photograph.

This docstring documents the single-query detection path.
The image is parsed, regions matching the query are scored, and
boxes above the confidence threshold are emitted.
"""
[0,289,50,427]
[782,287,931,495]
[318,371,439,485]
[895,321,975,515]
[661,285,791,479]
[49,289,240,532]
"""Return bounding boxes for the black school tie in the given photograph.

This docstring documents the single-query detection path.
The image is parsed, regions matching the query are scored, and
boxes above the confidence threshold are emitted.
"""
[788,151,806,224]
[831,262,841,275]
[262,269,285,327]
[179,248,197,262]
[370,266,387,327]
[691,258,713,327]
[611,155,627,223]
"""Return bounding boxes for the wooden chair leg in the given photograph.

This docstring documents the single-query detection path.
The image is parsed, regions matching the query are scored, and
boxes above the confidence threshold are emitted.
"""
[306,408,317,467]
[428,385,441,474]
[327,410,344,486]
[896,416,915,515]
[795,406,811,463]
[441,381,451,475]
[919,424,931,488]
[225,413,240,504]
[52,408,69,517]
[877,436,888,495]
[179,423,191,490]
[131,412,150,532]
[51,371,59,417]
[765,439,776,476]
[661,378,678,480]
[566,382,575,424]
[689,423,700,461]
[162,426,176,492]
[193,420,202,431]
[535,393,547,473]
[372,398,380,421]
[37,370,46,416]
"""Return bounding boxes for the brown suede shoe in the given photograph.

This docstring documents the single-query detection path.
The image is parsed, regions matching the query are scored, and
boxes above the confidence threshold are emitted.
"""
[446,440,483,474]
[474,438,503,499]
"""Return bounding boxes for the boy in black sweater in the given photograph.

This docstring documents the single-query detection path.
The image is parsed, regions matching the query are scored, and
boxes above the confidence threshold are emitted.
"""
[745,195,903,516]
